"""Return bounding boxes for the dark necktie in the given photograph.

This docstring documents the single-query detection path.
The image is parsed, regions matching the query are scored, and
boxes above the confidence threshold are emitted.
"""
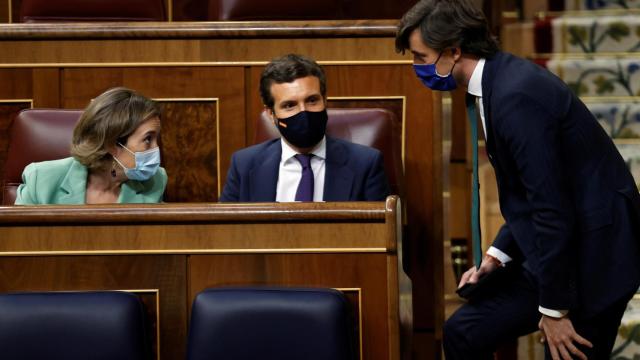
[465,93,482,269]
[294,154,314,201]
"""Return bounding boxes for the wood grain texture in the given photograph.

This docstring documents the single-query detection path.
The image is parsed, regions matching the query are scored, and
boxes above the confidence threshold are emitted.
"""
[189,253,391,360]
[158,100,217,202]
[0,101,30,179]
[0,255,188,360]
[0,0,8,23]
[0,38,406,64]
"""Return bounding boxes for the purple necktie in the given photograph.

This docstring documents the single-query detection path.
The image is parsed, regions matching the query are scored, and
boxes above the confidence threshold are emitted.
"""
[294,154,314,201]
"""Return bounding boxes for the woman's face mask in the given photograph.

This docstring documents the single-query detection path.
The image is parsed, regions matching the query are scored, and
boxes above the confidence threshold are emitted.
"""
[113,143,161,181]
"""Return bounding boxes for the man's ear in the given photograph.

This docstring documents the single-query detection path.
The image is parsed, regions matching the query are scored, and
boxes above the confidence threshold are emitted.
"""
[266,106,277,126]
[451,46,462,62]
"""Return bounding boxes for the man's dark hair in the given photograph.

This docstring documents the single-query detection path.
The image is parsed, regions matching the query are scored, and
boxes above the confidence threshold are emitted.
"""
[260,54,327,110]
[395,0,499,58]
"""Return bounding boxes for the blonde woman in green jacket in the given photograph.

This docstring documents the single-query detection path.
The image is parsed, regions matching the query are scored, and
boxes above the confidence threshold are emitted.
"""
[15,87,167,205]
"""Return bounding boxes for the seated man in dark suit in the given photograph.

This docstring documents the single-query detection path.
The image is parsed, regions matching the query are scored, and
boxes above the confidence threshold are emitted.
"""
[220,54,390,202]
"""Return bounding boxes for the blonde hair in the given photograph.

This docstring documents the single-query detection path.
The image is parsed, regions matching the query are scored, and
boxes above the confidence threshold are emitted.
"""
[70,87,161,170]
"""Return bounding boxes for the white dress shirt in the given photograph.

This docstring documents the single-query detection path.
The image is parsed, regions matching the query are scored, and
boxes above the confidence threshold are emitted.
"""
[275,137,326,202]
[467,59,567,318]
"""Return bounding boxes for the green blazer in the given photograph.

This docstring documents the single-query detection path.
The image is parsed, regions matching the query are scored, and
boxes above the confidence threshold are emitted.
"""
[14,157,167,205]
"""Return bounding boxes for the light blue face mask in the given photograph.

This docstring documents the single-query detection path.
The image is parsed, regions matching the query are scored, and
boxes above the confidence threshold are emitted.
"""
[114,143,161,181]
[413,51,457,91]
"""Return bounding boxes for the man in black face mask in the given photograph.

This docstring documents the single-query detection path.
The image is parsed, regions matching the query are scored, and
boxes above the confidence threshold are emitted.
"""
[220,54,390,202]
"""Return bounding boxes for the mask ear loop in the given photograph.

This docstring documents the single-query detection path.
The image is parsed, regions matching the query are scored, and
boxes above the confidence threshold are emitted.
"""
[435,48,457,77]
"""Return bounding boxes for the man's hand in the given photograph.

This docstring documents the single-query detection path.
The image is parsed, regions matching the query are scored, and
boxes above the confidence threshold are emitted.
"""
[538,315,592,360]
[457,255,500,288]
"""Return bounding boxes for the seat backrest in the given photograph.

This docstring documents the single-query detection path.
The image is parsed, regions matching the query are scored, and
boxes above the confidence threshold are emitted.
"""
[2,109,83,205]
[0,291,150,360]
[256,108,404,196]
[19,0,166,22]
[187,287,356,360]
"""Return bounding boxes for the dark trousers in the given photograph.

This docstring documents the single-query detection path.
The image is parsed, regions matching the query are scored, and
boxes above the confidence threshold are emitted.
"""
[443,267,633,359]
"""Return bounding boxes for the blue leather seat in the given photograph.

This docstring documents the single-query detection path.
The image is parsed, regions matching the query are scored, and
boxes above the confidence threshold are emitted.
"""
[187,287,356,360]
[0,291,150,360]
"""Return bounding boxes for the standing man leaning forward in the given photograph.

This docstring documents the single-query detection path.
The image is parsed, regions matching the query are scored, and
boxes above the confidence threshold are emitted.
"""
[220,54,390,202]
[396,0,640,359]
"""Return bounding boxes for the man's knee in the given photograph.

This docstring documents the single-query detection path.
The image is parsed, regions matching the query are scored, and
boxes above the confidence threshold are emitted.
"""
[443,312,466,344]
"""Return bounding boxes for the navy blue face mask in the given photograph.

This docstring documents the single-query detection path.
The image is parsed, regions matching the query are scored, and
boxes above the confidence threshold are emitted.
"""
[413,51,457,91]
[275,109,328,148]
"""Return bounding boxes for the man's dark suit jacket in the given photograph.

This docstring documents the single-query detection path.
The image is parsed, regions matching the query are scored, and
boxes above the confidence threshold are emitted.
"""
[483,52,640,317]
[219,136,390,202]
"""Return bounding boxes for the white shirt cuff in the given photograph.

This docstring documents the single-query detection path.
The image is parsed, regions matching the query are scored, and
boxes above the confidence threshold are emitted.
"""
[539,306,568,318]
[487,246,512,264]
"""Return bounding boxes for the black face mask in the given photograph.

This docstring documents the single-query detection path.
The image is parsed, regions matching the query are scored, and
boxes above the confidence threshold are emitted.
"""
[275,109,328,148]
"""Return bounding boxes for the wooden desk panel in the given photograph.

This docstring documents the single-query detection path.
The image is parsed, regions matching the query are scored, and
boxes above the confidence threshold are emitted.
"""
[0,255,188,360]
[0,198,410,360]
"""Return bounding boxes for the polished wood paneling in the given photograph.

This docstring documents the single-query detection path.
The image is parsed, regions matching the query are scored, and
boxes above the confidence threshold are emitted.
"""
[0,101,30,178]
[189,253,389,360]
[158,100,217,202]
[0,38,404,64]
[0,0,8,23]
[32,68,60,107]
[0,255,188,360]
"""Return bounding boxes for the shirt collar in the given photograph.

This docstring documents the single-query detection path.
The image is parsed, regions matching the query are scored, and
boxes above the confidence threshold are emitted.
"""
[467,58,486,97]
[280,136,327,162]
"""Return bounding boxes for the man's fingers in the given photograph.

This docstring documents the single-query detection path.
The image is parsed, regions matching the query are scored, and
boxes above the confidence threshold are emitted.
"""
[548,343,561,360]
[557,344,574,360]
[458,267,475,288]
[572,333,593,348]
[565,341,587,360]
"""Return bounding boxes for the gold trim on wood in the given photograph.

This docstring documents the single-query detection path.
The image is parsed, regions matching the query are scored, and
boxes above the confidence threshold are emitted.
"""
[7,0,11,23]
[166,0,172,22]
[118,289,161,360]
[0,247,390,257]
[153,98,221,198]
[0,99,33,107]
[336,287,363,360]
[328,96,407,170]
[0,60,414,69]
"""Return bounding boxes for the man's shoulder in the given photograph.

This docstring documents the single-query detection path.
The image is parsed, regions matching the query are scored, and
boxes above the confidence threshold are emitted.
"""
[230,138,281,170]
[232,139,279,158]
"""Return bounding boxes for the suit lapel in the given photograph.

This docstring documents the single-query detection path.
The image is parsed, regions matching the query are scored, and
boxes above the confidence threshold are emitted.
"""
[323,137,354,201]
[58,159,88,204]
[249,140,280,201]
[481,53,501,158]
